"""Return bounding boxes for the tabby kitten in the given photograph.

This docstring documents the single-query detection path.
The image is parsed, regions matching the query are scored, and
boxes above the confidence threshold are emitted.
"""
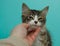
[22,3,52,46]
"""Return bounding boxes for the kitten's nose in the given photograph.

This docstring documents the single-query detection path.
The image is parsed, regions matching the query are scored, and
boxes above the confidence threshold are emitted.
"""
[34,21,38,24]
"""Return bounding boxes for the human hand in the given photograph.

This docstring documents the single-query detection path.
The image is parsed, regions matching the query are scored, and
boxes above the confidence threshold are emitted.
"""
[18,23,41,46]
[0,23,41,46]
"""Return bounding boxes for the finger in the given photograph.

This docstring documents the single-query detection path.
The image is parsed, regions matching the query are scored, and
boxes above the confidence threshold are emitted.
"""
[31,27,41,39]
[26,36,33,45]
[27,36,33,42]
[28,34,35,41]
[27,27,41,40]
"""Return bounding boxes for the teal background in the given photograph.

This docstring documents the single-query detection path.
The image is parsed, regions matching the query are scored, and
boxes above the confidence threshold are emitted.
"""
[0,0,60,46]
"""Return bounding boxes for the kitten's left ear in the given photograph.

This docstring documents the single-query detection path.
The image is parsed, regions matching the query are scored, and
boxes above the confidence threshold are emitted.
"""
[22,3,30,16]
[41,6,49,16]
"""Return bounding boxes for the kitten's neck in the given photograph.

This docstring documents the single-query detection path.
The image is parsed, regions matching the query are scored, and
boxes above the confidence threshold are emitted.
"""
[41,25,46,32]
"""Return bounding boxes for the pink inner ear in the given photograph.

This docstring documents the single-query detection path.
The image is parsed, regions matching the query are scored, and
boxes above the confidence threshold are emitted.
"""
[22,3,30,16]
[41,6,49,16]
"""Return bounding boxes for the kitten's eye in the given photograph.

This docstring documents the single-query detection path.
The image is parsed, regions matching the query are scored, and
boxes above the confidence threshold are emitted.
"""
[38,18,42,20]
[28,16,33,19]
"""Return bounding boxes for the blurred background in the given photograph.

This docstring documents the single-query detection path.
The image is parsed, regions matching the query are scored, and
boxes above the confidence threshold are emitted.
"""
[0,0,60,46]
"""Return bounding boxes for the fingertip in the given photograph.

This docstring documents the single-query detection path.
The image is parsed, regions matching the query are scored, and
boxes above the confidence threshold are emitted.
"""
[32,27,40,37]
[36,27,41,31]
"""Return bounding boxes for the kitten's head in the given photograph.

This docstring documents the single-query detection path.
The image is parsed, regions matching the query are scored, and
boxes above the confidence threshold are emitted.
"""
[22,3,49,27]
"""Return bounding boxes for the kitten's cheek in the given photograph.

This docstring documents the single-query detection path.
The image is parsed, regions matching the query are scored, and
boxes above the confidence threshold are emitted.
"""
[28,21,34,25]
[37,22,42,26]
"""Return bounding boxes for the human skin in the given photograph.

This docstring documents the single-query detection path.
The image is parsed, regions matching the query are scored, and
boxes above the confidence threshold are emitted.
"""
[20,23,41,46]
[0,23,41,46]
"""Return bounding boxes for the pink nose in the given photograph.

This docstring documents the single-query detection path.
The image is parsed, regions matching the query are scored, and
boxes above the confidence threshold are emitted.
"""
[34,21,38,24]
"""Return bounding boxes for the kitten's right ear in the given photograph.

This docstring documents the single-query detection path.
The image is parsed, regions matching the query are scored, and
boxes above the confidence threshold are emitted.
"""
[41,6,49,16]
[22,3,30,16]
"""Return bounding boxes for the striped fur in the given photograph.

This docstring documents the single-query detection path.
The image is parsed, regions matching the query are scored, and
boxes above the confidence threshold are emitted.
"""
[22,3,52,46]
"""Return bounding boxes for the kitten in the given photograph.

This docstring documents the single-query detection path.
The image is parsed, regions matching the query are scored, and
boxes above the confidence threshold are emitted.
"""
[22,3,52,46]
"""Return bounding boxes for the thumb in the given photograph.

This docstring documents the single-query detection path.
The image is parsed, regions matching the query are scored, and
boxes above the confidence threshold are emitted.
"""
[18,23,29,38]
[21,23,29,29]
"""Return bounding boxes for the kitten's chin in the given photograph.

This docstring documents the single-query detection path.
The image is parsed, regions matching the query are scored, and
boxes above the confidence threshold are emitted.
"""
[27,25,38,32]
[28,24,40,30]
[29,24,41,27]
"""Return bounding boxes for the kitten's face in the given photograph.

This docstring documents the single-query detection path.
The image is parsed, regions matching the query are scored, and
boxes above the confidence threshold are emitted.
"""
[22,3,49,27]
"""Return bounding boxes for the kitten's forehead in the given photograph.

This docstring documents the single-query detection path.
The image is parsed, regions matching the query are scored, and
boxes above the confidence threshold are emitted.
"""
[30,15,38,20]
[30,10,41,15]
[34,15,38,21]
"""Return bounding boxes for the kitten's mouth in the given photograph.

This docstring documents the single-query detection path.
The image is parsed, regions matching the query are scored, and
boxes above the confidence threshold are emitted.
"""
[30,24,41,27]
[33,24,40,27]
